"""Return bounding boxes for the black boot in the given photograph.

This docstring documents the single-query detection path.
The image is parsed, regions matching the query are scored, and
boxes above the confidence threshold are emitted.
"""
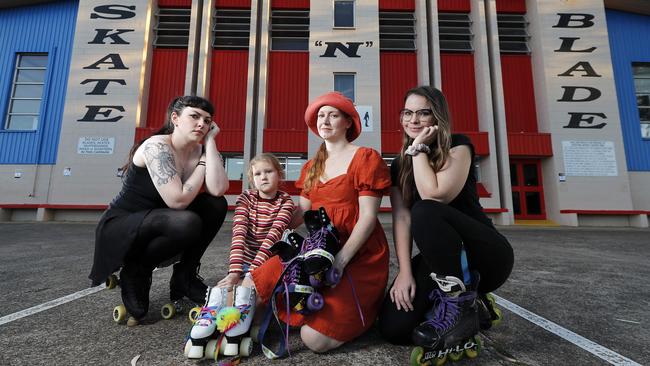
[302,207,340,275]
[119,264,149,320]
[412,273,479,350]
[170,262,207,304]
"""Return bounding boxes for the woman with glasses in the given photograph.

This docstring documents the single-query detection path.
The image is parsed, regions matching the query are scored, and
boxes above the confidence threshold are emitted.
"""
[377,86,513,362]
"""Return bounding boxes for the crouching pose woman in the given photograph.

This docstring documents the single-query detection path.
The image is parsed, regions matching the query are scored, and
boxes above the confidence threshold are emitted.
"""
[377,86,514,358]
[89,96,229,326]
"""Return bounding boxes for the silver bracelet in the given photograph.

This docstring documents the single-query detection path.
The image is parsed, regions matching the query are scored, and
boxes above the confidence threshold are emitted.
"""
[405,143,431,156]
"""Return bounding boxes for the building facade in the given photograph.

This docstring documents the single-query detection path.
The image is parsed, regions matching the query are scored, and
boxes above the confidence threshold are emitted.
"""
[0,0,649,227]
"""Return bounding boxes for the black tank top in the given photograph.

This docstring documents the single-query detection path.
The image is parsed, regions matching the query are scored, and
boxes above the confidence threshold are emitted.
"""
[110,163,167,212]
[390,134,493,228]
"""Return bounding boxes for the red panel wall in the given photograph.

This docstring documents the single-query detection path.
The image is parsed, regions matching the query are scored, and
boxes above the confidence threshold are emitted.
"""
[379,0,415,11]
[272,0,309,9]
[438,0,470,12]
[496,0,526,13]
[158,0,191,7]
[216,0,251,7]
[145,49,187,129]
[380,52,417,154]
[265,52,309,152]
[501,54,538,133]
[209,50,249,152]
[440,53,479,132]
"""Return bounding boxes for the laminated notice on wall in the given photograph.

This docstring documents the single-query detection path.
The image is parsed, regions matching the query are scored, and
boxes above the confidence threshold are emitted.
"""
[77,137,115,155]
[562,140,617,177]
[355,105,373,132]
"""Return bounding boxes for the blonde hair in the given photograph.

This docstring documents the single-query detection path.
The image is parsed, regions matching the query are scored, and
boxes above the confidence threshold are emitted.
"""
[247,153,285,189]
[398,86,452,207]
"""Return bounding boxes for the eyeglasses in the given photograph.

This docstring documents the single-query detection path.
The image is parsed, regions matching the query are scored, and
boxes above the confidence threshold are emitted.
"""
[400,108,434,122]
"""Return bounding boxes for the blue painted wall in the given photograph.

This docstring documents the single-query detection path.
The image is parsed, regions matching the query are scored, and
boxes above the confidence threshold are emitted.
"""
[0,0,78,164]
[606,9,650,171]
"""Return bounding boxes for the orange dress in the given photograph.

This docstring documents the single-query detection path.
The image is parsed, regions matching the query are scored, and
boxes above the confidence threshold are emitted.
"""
[251,147,391,342]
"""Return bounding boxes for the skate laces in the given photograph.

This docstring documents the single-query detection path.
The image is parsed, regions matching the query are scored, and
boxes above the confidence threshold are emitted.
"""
[424,289,465,331]
[302,227,328,252]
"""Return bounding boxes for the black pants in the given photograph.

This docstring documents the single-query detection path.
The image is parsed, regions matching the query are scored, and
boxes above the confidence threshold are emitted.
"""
[378,199,514,345]
[125,193,228,269]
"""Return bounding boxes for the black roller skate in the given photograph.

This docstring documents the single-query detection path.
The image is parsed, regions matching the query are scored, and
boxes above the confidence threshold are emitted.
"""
[477,293,502,330]
[113,263,151,326]
[301,207,341,287]
[410,273,481,366]
[161,262,206,322]
[269,232,324,314]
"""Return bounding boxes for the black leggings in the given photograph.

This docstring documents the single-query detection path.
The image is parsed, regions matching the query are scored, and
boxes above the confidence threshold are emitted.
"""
[124,193,228,269]
[378,199,514,345]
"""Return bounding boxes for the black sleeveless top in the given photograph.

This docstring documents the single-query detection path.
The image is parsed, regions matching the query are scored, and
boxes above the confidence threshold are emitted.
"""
[390,134,493,228]
[110,163,167,212]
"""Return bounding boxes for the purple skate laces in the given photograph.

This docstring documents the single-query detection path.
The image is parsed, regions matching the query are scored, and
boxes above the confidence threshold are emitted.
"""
[424,289,474,332]
[301,226,338,262]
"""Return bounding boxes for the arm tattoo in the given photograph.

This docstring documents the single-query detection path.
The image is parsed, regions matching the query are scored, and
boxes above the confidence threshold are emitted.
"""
[143,142,178,186]
[183,183,194,192]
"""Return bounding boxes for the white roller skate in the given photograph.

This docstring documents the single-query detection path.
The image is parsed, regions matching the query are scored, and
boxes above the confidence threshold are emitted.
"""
[184,286,229,359]
[218,283,257,357]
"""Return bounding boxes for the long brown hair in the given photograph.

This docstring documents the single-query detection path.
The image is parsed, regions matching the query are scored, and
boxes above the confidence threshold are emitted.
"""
[302,108,353,192]
[120,96,215,175]
[398,86,452,207]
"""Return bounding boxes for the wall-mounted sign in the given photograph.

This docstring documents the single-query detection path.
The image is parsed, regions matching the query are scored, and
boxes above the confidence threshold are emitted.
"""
[355,105,373,132]
[77,137,115,155]
[562,140,617,176]
[315,41,374,58]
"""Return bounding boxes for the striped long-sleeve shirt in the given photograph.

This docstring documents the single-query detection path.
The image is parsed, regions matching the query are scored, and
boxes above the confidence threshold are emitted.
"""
[228,189,295,274]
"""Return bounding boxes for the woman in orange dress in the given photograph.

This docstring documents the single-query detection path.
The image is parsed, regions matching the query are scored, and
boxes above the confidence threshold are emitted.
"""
[251,91,391,352]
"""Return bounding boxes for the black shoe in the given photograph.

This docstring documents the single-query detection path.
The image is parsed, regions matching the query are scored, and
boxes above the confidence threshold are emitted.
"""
[170,262,207,304]
[412,274,479,350]
[120,264,148,320]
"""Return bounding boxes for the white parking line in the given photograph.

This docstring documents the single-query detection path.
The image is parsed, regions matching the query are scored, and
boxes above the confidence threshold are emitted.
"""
[493,294,642,366]
[0,285,105,326]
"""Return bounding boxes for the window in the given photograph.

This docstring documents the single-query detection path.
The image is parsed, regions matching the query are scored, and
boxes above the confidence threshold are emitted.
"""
[379,11,416,51]
[224,155,244,180]
[497,14,530,54]
[5,54,48,131]
[213,8,251,50]
[334,0,354,28]
[277,156,307,181]
[154,7,191,47]
[270,10,309,51]
[633,62,650,139]
[438,13,473,52]
[334,73,355,102]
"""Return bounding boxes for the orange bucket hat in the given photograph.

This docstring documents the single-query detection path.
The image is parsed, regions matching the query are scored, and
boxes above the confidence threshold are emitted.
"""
[304,91,361,142]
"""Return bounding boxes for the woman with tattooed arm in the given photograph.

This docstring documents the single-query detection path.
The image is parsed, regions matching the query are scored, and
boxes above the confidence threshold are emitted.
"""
[89,96,229,326]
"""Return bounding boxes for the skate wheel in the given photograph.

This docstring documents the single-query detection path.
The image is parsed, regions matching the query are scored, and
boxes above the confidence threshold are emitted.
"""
[183,339,192,358]
[113,305,127,323]
[409,346,430,366]
[188,306,201,323]
[486,293,502,326]
[449,349,464,362]
[309,274,323,287]
[434,355,447,366]
[464,336,482,359]
[326,267,340,286]
[306,292,324,312]
[105,274,118,290]
[126,316,139,327]
[205,339,221,359]
[239,337,253,357]
[161,303,176,320]
[250,325,260,343]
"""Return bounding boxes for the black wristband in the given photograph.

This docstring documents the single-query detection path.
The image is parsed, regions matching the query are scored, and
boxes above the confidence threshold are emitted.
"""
[197,161,206,167]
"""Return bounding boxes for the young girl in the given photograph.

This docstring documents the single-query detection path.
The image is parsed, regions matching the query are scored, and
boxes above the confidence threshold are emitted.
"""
[219,153,296,288]
[185,153,295,358]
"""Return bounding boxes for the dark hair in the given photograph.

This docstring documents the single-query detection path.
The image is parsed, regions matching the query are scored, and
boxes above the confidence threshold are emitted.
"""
[398,86,452,207]
[121,96,215,175]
